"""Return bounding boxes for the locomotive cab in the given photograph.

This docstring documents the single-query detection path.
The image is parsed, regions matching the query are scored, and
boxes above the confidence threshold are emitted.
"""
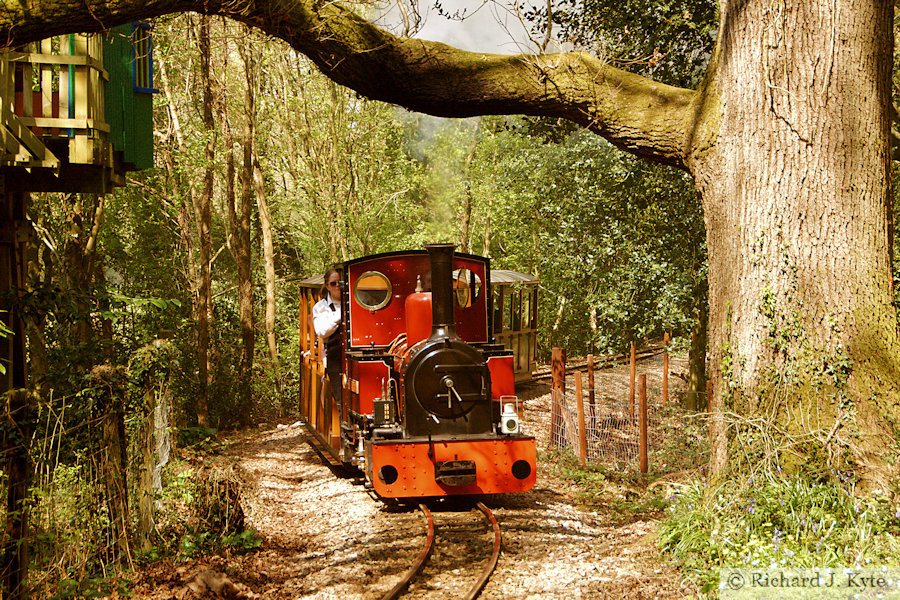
[299,244,537,499]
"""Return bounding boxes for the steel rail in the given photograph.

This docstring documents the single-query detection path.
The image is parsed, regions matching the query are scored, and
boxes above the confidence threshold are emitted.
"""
[381,503,435,600]
[464,502,502,600]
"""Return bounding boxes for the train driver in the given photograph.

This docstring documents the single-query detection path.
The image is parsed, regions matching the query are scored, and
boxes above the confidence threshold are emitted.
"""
[313,267,343,416]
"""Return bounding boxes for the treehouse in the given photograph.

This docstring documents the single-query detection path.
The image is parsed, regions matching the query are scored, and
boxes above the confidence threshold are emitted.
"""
[0,25,156,394]
[0,24,156,194]
[0,27,158,595]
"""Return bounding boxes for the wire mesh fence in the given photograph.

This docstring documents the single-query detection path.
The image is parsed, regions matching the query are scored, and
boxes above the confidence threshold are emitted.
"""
[546,352,709,474]
[2,383,173,596]
[0,341,222,598]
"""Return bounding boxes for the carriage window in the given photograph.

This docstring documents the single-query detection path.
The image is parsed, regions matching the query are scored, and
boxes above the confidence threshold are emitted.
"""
[453,268,482,309]
[511,290,522,330]
[493,288,503,333]
[354,271,392,310]
[503,290,515,331]
[529,289,538,328]
[521,290,531,330]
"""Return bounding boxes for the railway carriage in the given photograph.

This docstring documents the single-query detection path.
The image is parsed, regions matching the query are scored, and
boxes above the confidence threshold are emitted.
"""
[298,245,537,499]
[491,270,539,381]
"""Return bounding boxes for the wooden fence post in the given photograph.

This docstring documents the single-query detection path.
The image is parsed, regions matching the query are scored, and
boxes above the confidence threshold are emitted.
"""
[91,365,130,566]
[587,354,596,430]
[639,374,648,474]
[549,347,566,448]
[575,372,587,464]
[662,332,670,406]
[3,390,35,600]
[629,341,636,417]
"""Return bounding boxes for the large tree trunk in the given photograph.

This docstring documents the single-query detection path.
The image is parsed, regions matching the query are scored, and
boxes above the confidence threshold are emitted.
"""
[63,193,104,350]
[243,33,281,397]
[693,0,899,486]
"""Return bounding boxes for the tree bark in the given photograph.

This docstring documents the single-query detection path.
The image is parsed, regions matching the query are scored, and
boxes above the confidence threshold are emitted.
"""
[194,14,215,428]
[234,32,256,426]
[685,277,707,411]
[241,34,281,398]
[694,0,899,486]
[0,0,698,168]
[61,193,105,356]
[253,158,280,387]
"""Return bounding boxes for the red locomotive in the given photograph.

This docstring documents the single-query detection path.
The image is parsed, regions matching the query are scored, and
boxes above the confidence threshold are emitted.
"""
[298,245,536,499]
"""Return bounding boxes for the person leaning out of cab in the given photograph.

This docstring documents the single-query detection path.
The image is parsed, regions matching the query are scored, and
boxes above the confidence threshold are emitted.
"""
[313,268,343,413]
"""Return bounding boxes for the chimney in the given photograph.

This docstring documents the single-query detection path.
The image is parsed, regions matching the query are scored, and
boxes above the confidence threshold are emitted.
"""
[426,243,457,339]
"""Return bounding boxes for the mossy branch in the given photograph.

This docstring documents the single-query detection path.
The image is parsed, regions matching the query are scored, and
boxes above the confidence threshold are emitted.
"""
[0,0,700,169]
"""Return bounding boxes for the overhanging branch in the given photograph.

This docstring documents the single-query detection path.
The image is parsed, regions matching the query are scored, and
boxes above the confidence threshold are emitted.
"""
[0,0,699,168]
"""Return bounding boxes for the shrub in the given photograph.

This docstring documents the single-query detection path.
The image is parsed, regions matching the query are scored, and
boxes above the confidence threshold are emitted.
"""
[658,473,900,593]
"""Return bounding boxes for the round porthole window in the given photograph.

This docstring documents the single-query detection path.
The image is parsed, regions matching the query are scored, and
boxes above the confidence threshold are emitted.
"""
[453,268,482,309]
[354,271,392,310]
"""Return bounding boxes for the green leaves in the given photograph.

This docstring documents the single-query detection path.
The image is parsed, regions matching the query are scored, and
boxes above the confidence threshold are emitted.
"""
[431,117,705,357]
[528,0,718,88]
[660,474,900,589]
[98,292,182,324]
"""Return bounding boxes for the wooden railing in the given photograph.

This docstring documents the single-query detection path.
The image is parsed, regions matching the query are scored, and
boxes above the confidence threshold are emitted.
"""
[0,33,110,169]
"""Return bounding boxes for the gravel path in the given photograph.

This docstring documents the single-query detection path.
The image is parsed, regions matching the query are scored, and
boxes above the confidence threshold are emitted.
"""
[130,357,699,599]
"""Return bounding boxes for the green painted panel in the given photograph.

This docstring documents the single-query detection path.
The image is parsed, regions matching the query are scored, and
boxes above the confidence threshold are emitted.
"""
[102,24,154,171]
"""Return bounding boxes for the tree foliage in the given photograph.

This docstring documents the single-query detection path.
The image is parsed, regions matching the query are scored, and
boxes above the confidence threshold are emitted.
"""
[421,117,705,358]
[531,0,718,87]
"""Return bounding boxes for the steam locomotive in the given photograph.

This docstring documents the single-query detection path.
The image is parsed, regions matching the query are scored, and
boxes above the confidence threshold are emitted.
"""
[298,245,536,499]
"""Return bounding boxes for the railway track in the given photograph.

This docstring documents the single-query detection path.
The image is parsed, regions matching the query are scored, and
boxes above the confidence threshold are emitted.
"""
[381,502,501,600]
